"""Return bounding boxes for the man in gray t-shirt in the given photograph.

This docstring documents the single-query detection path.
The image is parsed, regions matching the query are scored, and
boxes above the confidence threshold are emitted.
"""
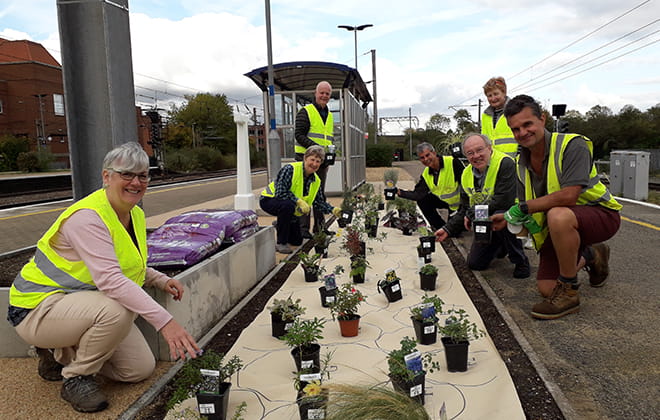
[491,95,622,320]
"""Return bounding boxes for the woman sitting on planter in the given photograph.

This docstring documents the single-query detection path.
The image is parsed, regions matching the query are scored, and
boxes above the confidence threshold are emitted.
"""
[7,143,200,413]
[260,145,341,254]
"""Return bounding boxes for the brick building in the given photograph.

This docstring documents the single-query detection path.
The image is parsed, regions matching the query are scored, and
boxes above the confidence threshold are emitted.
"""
[0,37,156,169]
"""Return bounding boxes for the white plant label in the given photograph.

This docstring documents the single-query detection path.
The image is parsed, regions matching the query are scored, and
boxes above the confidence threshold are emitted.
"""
[307,408,325,419]
[423,242,431,248]
[475,225,487,233]
[409,384,423,397]
[391,283,401,292]
[302,360,313,369]
[300,372,322,382]
[198,403,215,414]
[424,325,436,334]
[285,322,293,330]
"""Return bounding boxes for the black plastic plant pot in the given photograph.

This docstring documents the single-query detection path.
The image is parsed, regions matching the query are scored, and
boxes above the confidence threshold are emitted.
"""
[271,312,295,338]
[325,152,336,166]
[423,253,432,264]
[412,317,437,345]
[419,236,436,253]
[441,337,470,372]
[196,382,231,420]
[378,202,385,210]
[352,273,365,284]
[319,286,337,308]
[384,188,397,201]
[390,371,426,405]
[297,394,327,420]
[473,220,492,245]
[303,267,319,283]
[402,227,413,236]
[291,344,321,372]
[379,279,403,302]
[419,273,437,291]
[367,220,379,238]
[340,210,354,224]
[416,246,431,258]
[337,218,347,228]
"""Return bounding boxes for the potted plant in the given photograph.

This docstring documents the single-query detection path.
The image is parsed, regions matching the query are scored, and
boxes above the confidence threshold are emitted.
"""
[377,268,403,303]
[295,351,333,420]
[349,255,370,284]
[313,229,333,257]
[386,336,440,405]
[341,224,366,258]
[297,251,323,283]
[383,169,399,200]
[167,350,243,420]
[323,383,430,418]
[268,294,306,338]
[318,266,344,308]
[329,282,366,337]
[438,308,486,372]
[365,209,380,238]
[416,244,432,264]
[418,264,438,291]
[337,188,355,227]
[417,226,436,253]
[283,317,327,372]
[410,294,444,345]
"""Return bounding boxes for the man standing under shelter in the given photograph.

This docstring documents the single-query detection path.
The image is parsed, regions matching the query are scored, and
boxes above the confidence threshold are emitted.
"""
[295,80,334,238]
[396,142,464,232]
[435,133,530,279]
[492,94,621,320]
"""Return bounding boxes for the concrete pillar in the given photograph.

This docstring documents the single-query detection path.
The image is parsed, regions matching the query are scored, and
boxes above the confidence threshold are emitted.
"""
[56,0,138,199]
[234,109,256,210]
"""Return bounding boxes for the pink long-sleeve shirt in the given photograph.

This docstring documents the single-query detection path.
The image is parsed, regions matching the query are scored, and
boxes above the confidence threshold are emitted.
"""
[52,208,173,331]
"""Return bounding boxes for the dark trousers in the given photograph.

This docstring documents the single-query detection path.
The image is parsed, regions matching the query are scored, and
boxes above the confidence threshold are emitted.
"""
[467,228,528,270]
[296,154,329,233]
[417,193,451,231]
[259,196,303,246]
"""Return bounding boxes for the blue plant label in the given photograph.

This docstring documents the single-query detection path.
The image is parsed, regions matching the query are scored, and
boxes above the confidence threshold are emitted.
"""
[419,302,436,319]
[199,369,220,393]
[324,274,336,289]
[404,351,423,373]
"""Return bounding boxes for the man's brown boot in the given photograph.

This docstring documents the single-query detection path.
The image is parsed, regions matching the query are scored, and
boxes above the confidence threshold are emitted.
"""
[61,375,109,413]
[531,281,580,320]
[584,243,610,287]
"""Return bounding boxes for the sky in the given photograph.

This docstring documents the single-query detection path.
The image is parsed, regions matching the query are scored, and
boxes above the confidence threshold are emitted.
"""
[1,0,659,134]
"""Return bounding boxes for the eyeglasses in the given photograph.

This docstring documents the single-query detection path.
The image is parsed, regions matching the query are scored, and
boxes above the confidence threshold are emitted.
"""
[464,146,489,158]
[107,168,151,183]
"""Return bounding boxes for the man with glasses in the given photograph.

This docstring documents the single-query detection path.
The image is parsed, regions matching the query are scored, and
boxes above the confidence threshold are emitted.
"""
[435,133,530,279]
[396,142,463,231]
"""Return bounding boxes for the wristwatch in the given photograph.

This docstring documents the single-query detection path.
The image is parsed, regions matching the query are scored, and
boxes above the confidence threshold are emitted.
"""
[519,201,529,214]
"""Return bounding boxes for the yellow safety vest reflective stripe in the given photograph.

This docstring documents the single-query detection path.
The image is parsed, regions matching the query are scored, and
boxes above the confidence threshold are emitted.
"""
[294,104,334,154]
[482,112,518,157]
[261,161,321,216]
[518,133,622,251]
[10,189,147,309]
[420,156,460,211]
[461,149,512,206]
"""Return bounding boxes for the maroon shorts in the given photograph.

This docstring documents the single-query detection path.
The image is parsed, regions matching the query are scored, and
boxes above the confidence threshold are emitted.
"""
[537,206,620,280]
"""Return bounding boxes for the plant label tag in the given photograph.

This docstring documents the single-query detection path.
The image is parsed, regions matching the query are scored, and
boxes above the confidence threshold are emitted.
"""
[385,268,397,281]
[326,296,335,303]
[475,225,487,233]
[404,350,423,372]
[199,369,220,393]
[307,408,326,419]
[474,204,489,221]
[424,325,436,334]
[284,322,293,331]
[300,372,322,382]
[417,257,425,268]
[391,283,401,292]
[198,403,216,414]
[409,384,423,397]
[342,213,350,219]
[423,241,431,248]
[301,360,314,369]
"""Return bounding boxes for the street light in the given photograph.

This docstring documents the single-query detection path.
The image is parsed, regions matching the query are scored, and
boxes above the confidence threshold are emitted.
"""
[337,24,373,69]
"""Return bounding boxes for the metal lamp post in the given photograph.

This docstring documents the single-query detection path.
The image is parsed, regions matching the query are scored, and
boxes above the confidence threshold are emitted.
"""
[337,24,373,69]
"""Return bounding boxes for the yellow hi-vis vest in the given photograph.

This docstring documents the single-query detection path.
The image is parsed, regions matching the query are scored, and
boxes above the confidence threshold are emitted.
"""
[461,149,512,206]
[482,112,518,157]
[10,189,147,310]
[261,161,321,216]
[421,156,460,211]
[294,104,334,154]
[518,133,622,251]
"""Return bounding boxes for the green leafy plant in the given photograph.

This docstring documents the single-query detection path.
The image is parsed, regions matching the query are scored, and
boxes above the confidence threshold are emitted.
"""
[167,350,243,410]
[349,255,371,277]
[297,251,323,273]
[417,226,434,237]
[410,294,444,323]
[383,169,399,187]
[282,317,327,349]
[313,229,334,249]
[419,264,438,276]
[386,336,440,382]
[268,294,306,322]
[439,308,486,344]
[329,283,367,321]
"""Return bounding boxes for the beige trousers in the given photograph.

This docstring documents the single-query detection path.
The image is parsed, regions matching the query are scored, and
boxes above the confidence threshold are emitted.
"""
[15,291,156,382]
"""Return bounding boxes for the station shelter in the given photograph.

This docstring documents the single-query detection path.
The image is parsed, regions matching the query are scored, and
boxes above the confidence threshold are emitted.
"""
[245,61,373,195]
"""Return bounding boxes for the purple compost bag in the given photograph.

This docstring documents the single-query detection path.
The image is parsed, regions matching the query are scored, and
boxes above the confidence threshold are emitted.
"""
[147,209,257,268]
[227,223,259,243]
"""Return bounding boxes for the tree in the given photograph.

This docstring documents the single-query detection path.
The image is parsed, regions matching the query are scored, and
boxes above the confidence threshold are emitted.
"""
[425,113,450,133]
[168,93,237,153]
[453,109,477,135]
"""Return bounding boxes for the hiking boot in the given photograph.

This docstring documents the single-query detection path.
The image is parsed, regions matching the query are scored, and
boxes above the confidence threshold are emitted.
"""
[275,243,292,254]
[531,281,580,320]
[584,243,610,287]
[513,263,531,279]
[36,347,63,381]
[61,375,109,413]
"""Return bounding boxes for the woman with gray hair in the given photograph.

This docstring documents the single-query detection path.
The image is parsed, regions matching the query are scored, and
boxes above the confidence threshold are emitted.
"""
[260,145,341,253]
[8,142,200,413]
